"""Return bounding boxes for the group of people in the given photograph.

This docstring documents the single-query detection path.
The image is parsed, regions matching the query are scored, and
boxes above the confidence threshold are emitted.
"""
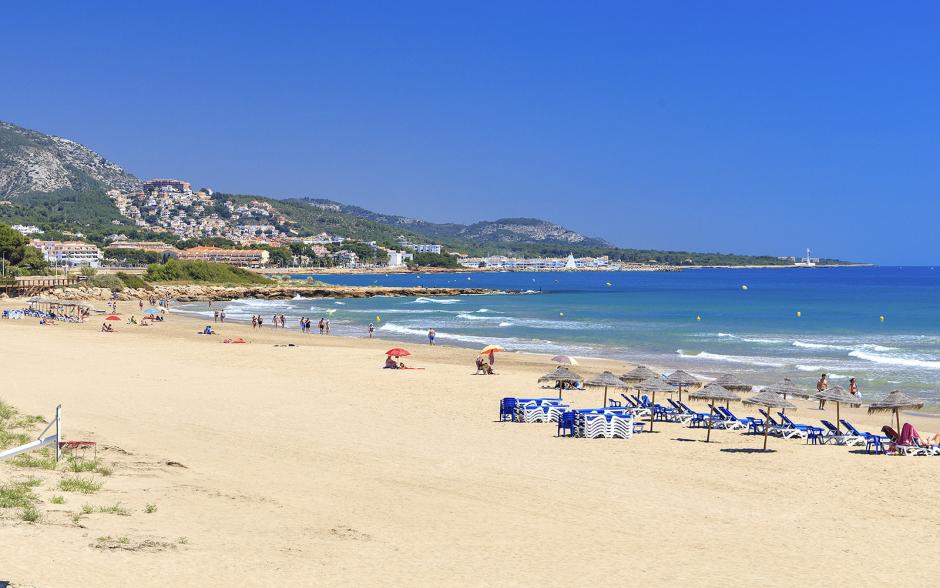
[298,317,331,334]
[213,310,227,323]
[251,314,291,329]
[816,373,862,408]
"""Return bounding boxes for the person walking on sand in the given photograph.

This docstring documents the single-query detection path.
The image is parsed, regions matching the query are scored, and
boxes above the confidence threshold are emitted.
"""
[214,310,219,323]
[368,323,375,338]
[258,315,264,329]
[816,373,829,409]
[428,328,436,345]
[325,319,331,334]
[139,300,144,311]
[220,310,225,323]
[252,315,258,329]
[319,318,325,335]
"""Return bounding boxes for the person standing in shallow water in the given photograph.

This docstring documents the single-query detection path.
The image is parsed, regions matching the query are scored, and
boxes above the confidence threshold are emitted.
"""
[368,323,375,338]
[816,373,828,409]
[428,328,436,345]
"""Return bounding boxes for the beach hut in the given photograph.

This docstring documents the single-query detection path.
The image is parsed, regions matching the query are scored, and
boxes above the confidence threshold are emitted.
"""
[620,365,659,385]
[868,390,924,434]
[637,377,674,433]
[813,385,857,432]
[665,370,701,402]
[538,366,582,399]
[584,371,627,407]
[743,389,796,451]
[690,383,741,443]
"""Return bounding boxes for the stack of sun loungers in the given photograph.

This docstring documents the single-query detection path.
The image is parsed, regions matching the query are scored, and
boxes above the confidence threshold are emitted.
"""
[571,409,645,439]
[500,398,571,423]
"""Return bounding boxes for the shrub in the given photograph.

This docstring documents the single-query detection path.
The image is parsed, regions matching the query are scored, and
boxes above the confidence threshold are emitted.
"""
[115,272,152,290]
[144,259,272,285]
[19,504,41,522]
[87,274,125,291]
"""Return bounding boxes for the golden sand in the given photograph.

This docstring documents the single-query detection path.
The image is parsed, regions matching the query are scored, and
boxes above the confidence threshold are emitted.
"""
[1,301,938,586]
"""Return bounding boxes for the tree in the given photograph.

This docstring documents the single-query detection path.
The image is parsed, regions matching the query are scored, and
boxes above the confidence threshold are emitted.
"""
[0,224,30,265]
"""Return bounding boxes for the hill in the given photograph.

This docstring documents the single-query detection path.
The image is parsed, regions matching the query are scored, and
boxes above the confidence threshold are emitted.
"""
[0,121,851,265]
[0,121,140,197]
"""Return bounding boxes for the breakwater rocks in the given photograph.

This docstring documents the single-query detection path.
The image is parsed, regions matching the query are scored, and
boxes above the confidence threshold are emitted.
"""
[50,284,499,302]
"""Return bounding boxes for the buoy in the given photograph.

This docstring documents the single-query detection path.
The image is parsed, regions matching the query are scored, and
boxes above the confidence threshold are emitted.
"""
[376,315,381,322]
[559,312,565,317]
[696,315,701,321]
[796,311,801,317]
[741,285,748,291]
[606,282,612,287]
[880,315,885,322]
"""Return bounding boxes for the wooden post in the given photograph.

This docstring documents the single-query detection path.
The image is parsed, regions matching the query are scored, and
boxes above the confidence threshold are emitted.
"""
[649,391,656,433]
[836,403,841,432]
[763,410,770,451]
[706,404,714,443]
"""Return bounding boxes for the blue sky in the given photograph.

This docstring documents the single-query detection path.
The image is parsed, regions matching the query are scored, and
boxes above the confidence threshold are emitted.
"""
[2,1,938,264]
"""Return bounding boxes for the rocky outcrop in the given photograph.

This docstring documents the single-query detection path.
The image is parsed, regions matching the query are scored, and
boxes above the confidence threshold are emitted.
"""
[49,284,499,302]
[0,121,141,197]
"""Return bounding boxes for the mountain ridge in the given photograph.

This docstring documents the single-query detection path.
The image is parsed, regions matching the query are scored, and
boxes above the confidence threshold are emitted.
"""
[0,121,141,197]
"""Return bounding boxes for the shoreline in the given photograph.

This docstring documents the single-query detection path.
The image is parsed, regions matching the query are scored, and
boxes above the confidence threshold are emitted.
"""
[258,263,874,275]
[1,297,939,586]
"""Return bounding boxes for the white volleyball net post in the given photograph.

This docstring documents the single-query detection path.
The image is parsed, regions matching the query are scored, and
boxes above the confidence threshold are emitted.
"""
[0,404,62,462]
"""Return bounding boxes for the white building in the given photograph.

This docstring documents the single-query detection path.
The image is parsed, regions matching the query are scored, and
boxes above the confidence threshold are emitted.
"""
[387,250,414,267]
[414,244,442,254]
[11,224,41,236]
[31,240,103,268]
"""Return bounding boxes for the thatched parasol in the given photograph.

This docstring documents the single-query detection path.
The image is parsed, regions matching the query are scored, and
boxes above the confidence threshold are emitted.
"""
[584,371,628,407]
[813,385,857,432]
[868,389,924,433]
[743,389,797,451]
[690,383,741,442]
[538,366,583,399]
[620,365,660,385]
[713,373,753,393]
[551,355,579,366]
[665,369,701,402]
[762,378,810,413]
[637,377,674,433]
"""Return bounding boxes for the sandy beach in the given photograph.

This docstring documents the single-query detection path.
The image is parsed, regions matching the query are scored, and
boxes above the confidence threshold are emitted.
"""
[2,301,939,587]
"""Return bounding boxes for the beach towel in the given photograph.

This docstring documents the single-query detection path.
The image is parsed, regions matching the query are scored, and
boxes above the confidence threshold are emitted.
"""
[223,338,248,344]
[899,423,920,446]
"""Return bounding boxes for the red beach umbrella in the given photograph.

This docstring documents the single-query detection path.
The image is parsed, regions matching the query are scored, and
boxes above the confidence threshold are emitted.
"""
[105,315,121,321]
[385,348,411,357]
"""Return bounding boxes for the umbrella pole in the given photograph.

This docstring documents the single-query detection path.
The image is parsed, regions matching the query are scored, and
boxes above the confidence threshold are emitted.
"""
[649,392,656,433]
[836,403,841,432]
[706,404,713,443]
[763,416,769,451]
[603,386,608,407]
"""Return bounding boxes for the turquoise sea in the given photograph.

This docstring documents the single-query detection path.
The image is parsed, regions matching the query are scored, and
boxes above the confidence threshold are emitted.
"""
[175,267,940,404]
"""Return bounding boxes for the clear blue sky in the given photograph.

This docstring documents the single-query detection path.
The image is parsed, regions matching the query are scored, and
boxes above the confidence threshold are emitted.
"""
[2,1,938,264]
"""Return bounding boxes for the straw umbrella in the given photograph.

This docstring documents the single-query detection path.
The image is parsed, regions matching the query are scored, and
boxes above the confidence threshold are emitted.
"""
[762,378,810,414]
[637,377,674,433]
[813,385,856,432]
[743,389,796,451]
[690,383,742,442]
[620,365,659,385]
[584,371,628,407]
[538,366,583,399]
[712,373,752,408]
[666,370,701,402]
[551,355,579,366]
[868,390,924,434]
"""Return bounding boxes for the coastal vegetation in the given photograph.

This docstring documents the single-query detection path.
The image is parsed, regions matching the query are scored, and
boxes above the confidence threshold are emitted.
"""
[144,259,274,285]
[0,223,49,276]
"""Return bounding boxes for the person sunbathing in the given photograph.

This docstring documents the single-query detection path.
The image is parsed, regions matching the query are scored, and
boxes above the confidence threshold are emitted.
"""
[101,323,114,332]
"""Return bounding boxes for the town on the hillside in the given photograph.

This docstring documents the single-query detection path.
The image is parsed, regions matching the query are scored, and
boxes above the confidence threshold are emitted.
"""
[8,178,625,271]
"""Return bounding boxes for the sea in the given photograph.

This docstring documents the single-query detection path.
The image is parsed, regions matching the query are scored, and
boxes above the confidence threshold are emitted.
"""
[174,267,940,404]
